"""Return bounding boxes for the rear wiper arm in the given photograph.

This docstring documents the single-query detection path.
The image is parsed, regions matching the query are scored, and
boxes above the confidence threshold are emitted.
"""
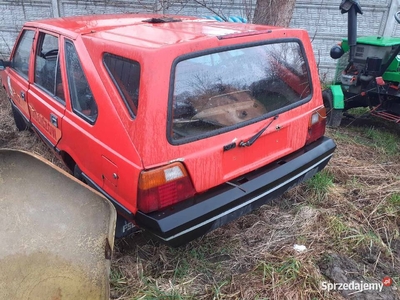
[239,115,279,147]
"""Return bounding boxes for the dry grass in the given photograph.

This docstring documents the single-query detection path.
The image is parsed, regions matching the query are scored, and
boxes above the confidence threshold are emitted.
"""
[96,124,400,299]
[0,94,64,167]
[1,89,400,299]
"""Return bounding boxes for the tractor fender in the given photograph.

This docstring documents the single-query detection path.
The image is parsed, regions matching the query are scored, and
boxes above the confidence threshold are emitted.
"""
[322,86,344,127]
[330,85,345,109]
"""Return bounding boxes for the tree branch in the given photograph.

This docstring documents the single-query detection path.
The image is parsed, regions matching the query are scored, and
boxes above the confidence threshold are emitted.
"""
[191,0,228,21]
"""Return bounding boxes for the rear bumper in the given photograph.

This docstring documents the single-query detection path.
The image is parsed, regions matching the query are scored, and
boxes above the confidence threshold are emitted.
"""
[135,137,336,247]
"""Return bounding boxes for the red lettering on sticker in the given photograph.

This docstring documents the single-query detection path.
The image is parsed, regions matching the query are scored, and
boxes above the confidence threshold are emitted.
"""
[30,108,57,140]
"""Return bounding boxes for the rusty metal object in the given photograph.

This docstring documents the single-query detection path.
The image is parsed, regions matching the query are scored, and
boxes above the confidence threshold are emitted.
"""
[0,149,116,300]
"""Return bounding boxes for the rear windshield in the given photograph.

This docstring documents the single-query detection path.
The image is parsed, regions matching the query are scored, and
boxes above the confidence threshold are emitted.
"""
[169,40,312,142]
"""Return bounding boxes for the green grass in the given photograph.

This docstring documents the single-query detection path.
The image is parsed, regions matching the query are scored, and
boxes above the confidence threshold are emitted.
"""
[173,258,191,279]
[346,107,370,117]
[363,127,400,156]
[326,212,391,252]
[305,170,334,203]
[254,257,328,299]
[329,119,400,157]
[258,257,302,286]
[137,288,192,300]
[135,275,197,299]
[388,193,400,206]
[379,193,400,218]
[110,267,129,295]
[343,229,381,247]
[392,276,400,288]
[328,216,349,239]
[211,280,231,300]
[329,130,353,142]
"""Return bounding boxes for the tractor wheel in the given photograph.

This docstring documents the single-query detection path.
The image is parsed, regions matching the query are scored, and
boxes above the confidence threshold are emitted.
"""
[12,105,29,131]
[322,89,343,127]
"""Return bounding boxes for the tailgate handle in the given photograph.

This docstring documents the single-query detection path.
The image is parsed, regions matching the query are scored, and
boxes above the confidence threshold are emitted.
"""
[50,113,58,128]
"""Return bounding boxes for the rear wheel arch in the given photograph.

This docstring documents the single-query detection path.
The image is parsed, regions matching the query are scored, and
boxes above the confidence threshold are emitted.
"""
[60,151,85,182]
[11,105,29,131]
[60,151,76,172]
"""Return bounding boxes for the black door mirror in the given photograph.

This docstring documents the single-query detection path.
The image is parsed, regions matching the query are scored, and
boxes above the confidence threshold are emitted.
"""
[0,59,11,71]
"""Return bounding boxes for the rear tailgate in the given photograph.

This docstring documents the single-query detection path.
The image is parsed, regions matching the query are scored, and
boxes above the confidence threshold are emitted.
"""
[167,38,317,192]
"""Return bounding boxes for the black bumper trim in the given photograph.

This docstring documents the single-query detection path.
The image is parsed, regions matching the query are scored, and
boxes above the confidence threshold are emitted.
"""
[135,137,336,247]
[160,154,330,242]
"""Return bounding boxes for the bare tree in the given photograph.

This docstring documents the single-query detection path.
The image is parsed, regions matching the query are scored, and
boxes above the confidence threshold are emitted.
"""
[135,0,296,26]
[253,0,296,27]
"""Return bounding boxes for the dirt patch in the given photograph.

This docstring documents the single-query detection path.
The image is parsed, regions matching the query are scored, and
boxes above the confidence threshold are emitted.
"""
[319,253,398,300]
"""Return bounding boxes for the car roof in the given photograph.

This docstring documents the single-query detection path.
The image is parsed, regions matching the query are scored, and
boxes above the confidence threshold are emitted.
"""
[25,14,279,48]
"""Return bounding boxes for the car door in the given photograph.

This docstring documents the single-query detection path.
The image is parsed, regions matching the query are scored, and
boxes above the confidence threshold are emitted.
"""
[28,31,66,147]
[6,29,36,121]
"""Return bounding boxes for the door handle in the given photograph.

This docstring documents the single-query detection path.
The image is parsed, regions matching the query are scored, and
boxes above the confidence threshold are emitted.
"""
[50,113,58,128]
[20,91,25,101]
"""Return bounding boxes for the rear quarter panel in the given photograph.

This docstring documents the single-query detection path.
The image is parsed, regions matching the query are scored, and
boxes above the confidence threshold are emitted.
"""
[57,36,143,214]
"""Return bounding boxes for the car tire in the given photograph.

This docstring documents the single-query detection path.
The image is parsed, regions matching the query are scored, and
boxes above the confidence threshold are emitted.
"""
[73,164,85,182]
[322,89,343,127]
[12,105,29,131]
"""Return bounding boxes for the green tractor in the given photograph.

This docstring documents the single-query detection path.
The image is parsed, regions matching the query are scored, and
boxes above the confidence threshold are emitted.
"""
[324,0,400,127]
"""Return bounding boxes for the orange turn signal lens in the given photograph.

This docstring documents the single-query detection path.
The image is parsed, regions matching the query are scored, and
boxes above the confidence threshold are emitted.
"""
[137,162,196,213]
[138,162,188,190]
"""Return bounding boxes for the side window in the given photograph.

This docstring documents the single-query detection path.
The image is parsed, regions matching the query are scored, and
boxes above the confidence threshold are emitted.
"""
[65,40,98,123]
[12,30,35,78]
[103,53,140,118]
[34,33,65,103]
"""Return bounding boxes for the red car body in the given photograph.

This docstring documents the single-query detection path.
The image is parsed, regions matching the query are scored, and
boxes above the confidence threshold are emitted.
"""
[1,14,335,246]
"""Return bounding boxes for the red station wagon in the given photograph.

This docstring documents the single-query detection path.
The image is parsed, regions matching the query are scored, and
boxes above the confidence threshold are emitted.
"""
[0,14,336,246]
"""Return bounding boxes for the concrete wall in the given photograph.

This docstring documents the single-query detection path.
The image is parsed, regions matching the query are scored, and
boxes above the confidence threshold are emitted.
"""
[0,0,399,81]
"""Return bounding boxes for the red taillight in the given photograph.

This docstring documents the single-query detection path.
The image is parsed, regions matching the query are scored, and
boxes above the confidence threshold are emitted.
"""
[306,107,326,145]
[137,162,196,213]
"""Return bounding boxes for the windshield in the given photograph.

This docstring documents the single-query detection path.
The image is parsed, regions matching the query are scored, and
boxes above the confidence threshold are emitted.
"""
[170,41,311,142]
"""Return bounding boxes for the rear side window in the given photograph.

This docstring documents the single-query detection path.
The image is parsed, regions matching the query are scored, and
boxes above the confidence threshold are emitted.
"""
[103,53,140,118]
[170,41,311,142]
[65,40,98,123]
[12,30,35,78]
